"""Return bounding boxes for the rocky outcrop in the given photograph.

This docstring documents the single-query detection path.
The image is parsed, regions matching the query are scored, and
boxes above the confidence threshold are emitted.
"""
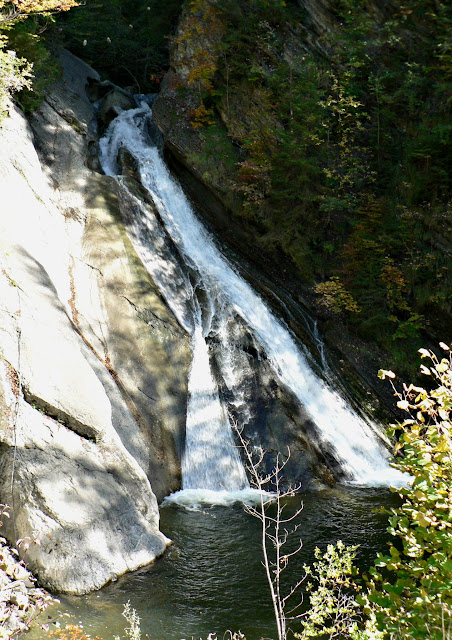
[0,50,191,594]
[27,56,190,500]
[208,315,340,488]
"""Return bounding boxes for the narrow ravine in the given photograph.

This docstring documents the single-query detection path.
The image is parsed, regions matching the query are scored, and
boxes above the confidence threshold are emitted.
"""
[99,103,405,498]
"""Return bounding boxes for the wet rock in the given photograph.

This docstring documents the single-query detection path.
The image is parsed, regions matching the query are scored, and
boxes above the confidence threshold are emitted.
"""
[209,315,343,489]
[97,86,136,127]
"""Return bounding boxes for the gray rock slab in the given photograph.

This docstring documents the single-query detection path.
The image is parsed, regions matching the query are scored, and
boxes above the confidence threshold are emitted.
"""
[0,52,190,592]
[0,358,168,594]
[28,59,190,500]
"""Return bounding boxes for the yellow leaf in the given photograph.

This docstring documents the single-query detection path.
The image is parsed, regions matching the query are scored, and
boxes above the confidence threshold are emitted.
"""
[378,369,395,379]
[394,441,404,454]
[436,360,449,373]
[416,512,430,527]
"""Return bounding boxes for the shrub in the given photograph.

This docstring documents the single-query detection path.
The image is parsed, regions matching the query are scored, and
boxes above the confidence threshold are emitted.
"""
[372,343,452,638]
[0,0,77,122]
[0,35,32,122]
[315,276,361,315]
[295,342,452,640]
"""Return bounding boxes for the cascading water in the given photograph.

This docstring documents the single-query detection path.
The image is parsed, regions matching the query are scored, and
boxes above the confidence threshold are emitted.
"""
[99,103,405,501]
[183,322,248,491]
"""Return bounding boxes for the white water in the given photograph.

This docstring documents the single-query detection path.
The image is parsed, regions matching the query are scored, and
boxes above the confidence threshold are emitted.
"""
[99,104,406,500]
[163,487,266,509]
[183,324,248,490]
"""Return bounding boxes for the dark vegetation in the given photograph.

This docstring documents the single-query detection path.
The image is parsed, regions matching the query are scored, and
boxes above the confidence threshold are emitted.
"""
[0,0,77,117]
[52,0,184,93]
[168,0,451,375]
[1,0,183,114]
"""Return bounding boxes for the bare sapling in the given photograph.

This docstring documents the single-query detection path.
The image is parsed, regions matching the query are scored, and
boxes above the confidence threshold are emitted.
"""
[233,423,305,640]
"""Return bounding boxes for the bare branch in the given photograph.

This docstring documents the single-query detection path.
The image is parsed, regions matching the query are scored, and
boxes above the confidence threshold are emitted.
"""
[232,417,304,640]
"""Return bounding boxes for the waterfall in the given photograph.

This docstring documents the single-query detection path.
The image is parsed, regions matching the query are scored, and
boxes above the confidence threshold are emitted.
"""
[184,324,248,491]
[99,104,405,501]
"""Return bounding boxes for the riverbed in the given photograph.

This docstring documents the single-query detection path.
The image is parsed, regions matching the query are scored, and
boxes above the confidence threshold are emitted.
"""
[26,486,398,640]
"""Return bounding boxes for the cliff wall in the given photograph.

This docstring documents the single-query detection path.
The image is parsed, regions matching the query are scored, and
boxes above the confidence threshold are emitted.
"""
[0,50,191,594]
[152,0,451,383]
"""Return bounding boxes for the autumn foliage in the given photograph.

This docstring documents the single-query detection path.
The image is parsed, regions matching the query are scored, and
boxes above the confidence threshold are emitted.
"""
[373,345,452,638]
[0,0,77,17]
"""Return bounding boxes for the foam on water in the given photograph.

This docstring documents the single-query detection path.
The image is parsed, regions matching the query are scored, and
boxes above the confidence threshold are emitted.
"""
[163,487,269,509]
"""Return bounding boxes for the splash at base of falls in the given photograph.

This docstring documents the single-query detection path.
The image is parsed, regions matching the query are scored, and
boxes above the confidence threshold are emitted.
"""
[163,487,269,509]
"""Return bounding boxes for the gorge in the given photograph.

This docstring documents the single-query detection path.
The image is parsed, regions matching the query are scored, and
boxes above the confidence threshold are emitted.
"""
[0,45,403,601]
[0,0,450,636]
[99,102,404,497]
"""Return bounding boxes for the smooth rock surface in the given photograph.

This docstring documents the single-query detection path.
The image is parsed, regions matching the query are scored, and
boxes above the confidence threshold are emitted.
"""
[0,50,190,594]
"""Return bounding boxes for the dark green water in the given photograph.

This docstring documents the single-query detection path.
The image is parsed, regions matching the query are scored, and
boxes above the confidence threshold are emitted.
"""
[27,487,398,640]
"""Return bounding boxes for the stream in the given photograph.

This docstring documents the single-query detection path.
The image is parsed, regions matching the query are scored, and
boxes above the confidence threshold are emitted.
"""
[28,487,398,640]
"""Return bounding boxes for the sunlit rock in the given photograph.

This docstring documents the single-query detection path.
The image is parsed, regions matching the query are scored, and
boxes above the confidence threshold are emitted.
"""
[0,51,191,593]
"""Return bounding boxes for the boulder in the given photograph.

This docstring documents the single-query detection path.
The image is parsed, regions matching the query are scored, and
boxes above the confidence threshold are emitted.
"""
[97,86,136,127]
[0,366,169,594]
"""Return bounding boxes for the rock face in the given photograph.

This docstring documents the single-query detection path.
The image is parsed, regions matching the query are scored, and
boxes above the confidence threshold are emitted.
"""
[151,0,400,422]
[208,315,340,488]
[0,50,191,594]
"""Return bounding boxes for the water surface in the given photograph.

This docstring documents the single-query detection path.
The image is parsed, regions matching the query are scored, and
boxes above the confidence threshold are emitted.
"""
[29,487,398,640]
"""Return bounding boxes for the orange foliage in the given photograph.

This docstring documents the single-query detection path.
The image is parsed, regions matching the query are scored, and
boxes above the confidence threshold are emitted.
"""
[48,623,103,640]
[188,101,216,127]
[174,0,223,94]
[0,0,77,13]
